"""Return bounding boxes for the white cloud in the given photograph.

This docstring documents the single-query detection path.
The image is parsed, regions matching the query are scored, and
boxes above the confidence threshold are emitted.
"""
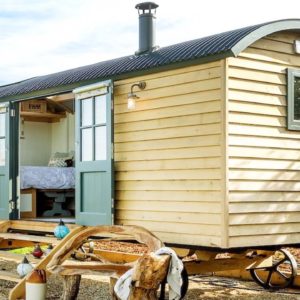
[0,0,299,85]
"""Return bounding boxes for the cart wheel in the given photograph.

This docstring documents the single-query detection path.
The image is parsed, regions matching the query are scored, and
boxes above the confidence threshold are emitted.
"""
[250,249,297,290]
[159,267,189,299]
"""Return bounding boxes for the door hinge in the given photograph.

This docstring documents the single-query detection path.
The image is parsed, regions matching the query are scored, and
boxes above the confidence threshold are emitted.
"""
[111,213,114,225]
[111,143,114,160]
[10,109,16,117]
[111,198,115,224]
[111,100,114,111]
[9,201,16,211]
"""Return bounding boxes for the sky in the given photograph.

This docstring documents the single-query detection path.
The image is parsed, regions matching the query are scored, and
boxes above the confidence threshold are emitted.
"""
[0,0,300,86]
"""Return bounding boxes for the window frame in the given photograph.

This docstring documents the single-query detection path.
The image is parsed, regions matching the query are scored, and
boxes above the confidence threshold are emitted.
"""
[287,68,300,130]
[79,95,107,162]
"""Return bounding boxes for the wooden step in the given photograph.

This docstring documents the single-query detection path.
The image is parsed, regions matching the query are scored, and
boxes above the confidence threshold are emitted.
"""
[0,233,59,245]
[0,270,21,283]
[9,220,78,234]
[0,250,40,264]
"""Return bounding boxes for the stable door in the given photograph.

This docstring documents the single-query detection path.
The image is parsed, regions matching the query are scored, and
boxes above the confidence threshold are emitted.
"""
[74,80,114,225]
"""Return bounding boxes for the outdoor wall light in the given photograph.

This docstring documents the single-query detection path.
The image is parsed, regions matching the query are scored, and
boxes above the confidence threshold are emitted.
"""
[127,81,146,110]
[294,40,300,54]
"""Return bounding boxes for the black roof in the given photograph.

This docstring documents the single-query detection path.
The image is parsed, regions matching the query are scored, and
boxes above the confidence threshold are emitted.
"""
[1,19,300,101]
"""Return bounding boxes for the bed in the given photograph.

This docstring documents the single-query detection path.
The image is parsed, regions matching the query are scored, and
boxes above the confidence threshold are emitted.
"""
[20,166,75,217]
[20,166,75,190]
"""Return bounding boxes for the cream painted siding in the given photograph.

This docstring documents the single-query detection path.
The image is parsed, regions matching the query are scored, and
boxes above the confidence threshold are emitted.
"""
[114,61,225,247]
[227,31,300,247]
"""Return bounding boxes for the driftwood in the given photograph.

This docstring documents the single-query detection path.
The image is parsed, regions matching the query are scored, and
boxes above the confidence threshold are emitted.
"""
[110,277,118,300]
[47,225,163,275]
[129,253,170,300]
[47,225,167,299]
[109,253,171,300]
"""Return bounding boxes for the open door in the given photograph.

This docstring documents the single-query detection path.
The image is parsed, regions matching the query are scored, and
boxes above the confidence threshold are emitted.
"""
[0,103,10,219]
[74,80,114,226]
[0,102,19,220]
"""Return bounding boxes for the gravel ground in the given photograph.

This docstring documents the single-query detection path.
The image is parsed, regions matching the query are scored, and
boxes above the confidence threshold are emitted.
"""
[1,261,300,300]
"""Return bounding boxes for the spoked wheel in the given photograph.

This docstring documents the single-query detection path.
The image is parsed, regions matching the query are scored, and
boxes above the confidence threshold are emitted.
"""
[250,249,297,289]
[159,267,189,299]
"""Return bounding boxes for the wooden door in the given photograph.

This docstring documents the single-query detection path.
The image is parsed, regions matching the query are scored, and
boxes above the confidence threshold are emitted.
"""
[74,80,114,225]
[0,103,10,219]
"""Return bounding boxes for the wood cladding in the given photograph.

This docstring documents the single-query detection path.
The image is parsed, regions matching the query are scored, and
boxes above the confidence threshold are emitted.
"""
[113,30,300,249]
[227,31,300,248]
[114,61,224,247]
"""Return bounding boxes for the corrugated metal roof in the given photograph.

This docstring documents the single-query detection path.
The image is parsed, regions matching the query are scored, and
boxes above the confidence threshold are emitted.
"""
[0,19,299,100]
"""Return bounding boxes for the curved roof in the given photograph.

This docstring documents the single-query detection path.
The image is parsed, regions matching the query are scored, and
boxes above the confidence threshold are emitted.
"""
[1,19,300,101]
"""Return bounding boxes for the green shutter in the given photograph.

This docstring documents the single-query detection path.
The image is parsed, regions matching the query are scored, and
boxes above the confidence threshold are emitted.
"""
[74,80,114,225]
[0,103,10,219]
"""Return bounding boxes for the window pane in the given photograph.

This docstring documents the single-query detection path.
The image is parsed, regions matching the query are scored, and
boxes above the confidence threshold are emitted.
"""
[0,114,5,137]
[295,77,300,120]
[81,98,93,126]
[95,126,106,160]
[81,128,93,161]
[0,139,5,166]
[95,95,106,124]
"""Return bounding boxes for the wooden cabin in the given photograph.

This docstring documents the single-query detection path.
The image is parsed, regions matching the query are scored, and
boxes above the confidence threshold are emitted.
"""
[0,12,300,250]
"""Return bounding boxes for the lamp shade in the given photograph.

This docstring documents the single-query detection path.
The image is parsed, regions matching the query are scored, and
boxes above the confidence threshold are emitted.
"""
[127,96,136,110]
[295,40,300,54]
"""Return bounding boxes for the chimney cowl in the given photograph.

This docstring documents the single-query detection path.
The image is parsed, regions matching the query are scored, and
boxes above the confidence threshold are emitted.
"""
[135,2,159,13]
[135,2,159,55]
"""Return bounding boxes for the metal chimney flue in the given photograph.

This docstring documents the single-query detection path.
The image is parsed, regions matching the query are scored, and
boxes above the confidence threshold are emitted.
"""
[135,2,159,55]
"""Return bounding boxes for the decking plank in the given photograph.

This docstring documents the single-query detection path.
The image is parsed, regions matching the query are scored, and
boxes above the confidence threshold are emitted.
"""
[0,250,40,264]
[0,271,20,283]
[0,233,59,245]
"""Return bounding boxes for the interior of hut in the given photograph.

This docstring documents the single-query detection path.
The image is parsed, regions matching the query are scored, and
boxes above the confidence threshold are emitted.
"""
[18,93,76,221]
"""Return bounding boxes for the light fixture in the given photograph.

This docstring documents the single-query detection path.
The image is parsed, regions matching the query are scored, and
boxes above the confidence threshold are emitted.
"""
[294,40,300,54]
[127,81,146,110]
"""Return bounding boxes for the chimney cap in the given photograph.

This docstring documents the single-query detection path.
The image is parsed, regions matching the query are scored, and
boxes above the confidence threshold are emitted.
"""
[135,2,159,13]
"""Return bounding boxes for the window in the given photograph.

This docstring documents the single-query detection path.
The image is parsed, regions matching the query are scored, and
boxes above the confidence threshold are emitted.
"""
[287,69,300,130]
[80,95,107,161]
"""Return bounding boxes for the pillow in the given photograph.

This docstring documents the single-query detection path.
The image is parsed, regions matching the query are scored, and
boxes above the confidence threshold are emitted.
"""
[48,152,74,167]
[48,158,68,167]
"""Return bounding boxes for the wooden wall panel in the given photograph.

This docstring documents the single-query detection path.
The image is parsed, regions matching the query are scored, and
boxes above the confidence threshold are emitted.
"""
[227,30,300,248]
[114,61,225,247]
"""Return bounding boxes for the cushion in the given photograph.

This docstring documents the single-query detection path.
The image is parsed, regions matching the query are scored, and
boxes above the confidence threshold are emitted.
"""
[48,152,74,167]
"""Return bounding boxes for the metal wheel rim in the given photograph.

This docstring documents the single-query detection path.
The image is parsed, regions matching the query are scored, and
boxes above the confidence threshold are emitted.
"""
[250,249,297,290]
